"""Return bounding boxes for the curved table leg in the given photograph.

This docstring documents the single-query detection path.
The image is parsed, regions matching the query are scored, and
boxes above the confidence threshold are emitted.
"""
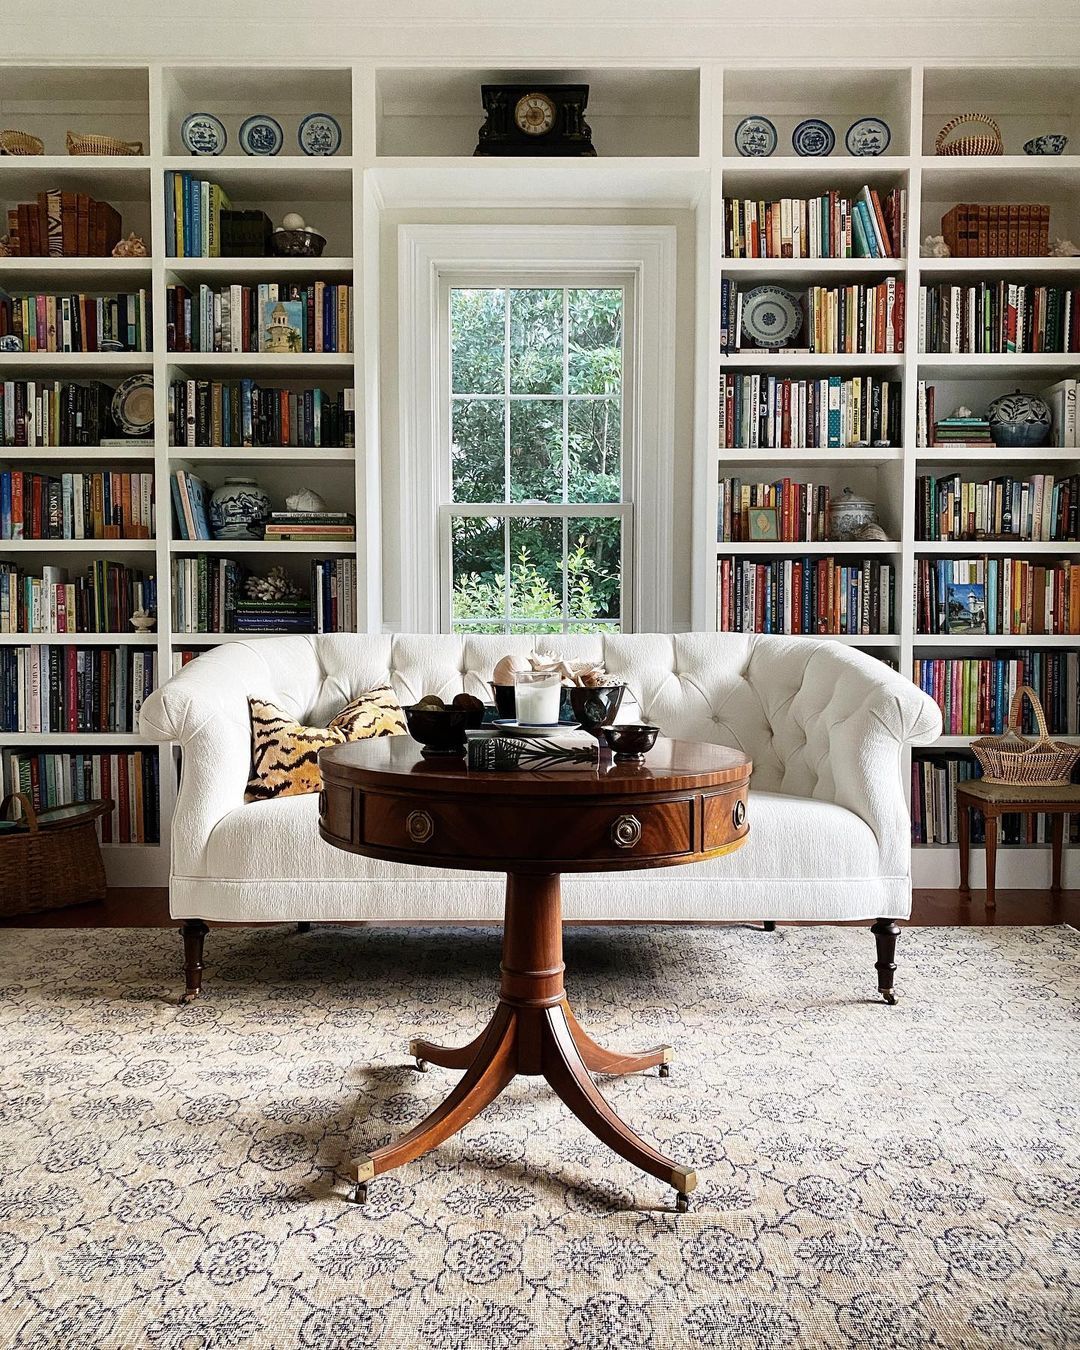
[561,1000,673,1077]
[409,1026,488,1072]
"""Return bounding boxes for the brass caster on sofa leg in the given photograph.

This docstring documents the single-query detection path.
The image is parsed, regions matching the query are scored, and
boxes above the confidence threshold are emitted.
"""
[178,989,200,1005]
[414,1058,430,1073]
[675,1190,690,1213]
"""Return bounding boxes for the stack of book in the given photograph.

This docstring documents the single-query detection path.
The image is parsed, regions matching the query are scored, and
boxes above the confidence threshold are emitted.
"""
[914,652,1079,736]
[0,645,157,734]
[721,186,904,259]
[916,473,1078,542]
[4,192,122,258]
[164,173,231,258]
[166,282,352,354]
[1,470,155,541]
[0,380,117,447]
[0,290,149,353]
[168,379,354,449]
[919,282,1080,354]
[719,374,901,449]
[941,203,1050,258]
[311,558,357,632]
[232,596,312,634]
[916,557,1080,635]
[2,747,160,844]
[716,556,895,636]
[264,511,355,542]
[170,471,211,541]
[0,561,155,634]
[716,478,831,542]
[916,386,992,448]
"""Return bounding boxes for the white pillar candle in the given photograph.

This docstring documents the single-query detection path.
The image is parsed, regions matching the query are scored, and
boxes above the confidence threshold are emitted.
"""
[513,673,562,724]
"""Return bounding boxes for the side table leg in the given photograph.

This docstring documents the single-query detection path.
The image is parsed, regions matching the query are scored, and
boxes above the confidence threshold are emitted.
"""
[1051,813,1064,895]
[958,800,971,896]
[984,811,998,910]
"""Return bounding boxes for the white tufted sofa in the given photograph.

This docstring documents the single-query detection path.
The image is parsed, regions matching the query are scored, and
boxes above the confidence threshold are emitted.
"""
[141,632,941,996]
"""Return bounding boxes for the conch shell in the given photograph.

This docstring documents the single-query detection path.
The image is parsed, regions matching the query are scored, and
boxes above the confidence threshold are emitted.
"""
[492,654,531,686]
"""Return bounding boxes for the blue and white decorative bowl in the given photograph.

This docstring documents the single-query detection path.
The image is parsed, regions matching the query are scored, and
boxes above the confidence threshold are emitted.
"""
[741,285,803,348]
[209,478,272,540]
[298,113,342,156]
[181,112,227,156]
[846,117,891,156]
[1023,134,1068,156]
[239,115,284,156]
[733,115,777,157]
[792,118,835,156]
[987,390,1052,447]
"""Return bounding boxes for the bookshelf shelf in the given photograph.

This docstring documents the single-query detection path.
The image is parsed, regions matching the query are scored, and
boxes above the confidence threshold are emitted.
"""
[165,256,355,276]
[0,352,150,369]
[916,447,1080,463]
[719,257,906,275]
[913,541,1079,555]
[912,634,1079,649]
[0,258,153,282]
[715,540,901,555]
[0,447,156,461]
[719,449,903,465]
[718,353,903,371]
[168,539,355,554]
[167,352,353,370]
[0,538,155,552]
[935,733,1080,748]
[0,633,155,646]
[168,447,355,465]
[2,733,151,748]
[917,354,1080,373]
[917,257,1080,277]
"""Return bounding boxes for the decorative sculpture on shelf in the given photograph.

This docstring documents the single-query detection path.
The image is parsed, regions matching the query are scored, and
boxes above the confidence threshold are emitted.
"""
[112,232,148,258]
[1048,237,1080,258]
[245,567,301,603]
[921,233,950,258]
[285,488,327,513]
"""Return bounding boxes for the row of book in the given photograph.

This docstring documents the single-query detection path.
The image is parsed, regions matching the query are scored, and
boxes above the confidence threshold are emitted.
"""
[171,470,210,540]
[719,374,902,450]
[0,562,155,634]
[720,280,904,355]
[170,557,355,634]
[915,473,1078,543]
[918,283,1080,355]
[0,290,149,354]
[0,380,124,448]
[914,653,1079,737]
[3,749,160,845]
[165,283,352,354]
[720,187,905,259]
[0,646,157,734]
[716,479,832,543]
[5,192,123,259]
[716,557,895,635]
[164,173,231,258]
[168,379,354,449]
[0,471,155,541]
[910,756,1073,847]
[940,203,1051,260]
[916,558,1080,636]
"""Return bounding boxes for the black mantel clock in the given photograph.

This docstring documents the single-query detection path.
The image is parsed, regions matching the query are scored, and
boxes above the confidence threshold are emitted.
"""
[474,84,597,156]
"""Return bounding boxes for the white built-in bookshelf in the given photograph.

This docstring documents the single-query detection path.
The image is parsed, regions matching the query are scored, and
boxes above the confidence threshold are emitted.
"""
[0,58,1077,887]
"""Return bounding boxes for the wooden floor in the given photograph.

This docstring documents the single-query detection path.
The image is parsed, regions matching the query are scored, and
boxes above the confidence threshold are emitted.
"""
[3,887,1078,927]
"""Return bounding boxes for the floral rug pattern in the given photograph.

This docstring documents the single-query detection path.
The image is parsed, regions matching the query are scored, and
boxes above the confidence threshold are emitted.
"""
[0,923,1078,1349]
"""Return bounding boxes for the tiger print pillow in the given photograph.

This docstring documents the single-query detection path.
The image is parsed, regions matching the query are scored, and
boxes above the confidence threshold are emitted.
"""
[246,686,406,802]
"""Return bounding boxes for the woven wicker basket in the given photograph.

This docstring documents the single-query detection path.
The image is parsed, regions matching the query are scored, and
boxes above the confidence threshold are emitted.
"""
[0,794,110,917]
[66,130,143,156]
[935,113,1004,157]
[0,129,44,155]
[971,685,1080,786]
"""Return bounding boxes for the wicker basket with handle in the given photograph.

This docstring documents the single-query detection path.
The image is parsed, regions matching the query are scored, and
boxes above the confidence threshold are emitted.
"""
[0,794,111,917]
[66,131,143,156]
[971,685,1080,786]
[935,113,1004,157]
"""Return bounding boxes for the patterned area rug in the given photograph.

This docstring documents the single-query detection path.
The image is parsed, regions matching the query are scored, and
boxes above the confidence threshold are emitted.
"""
[0,924,1078,1350]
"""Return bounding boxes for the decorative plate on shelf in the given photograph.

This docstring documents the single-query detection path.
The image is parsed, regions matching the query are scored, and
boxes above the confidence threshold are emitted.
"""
[298,112,342,156]
[846,116,891,156]
[239,114,283,156]
[110,375,155,437]
[180,112,227,156]
[740,285,804,348]
[792,118,835,156]
[733,115,777,157]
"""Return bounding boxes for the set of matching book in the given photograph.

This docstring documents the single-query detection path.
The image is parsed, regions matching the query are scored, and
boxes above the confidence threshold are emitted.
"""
[1,470,155,541]
[719,374,902,449]
[5,191,123,258]
[3,748,160,846]
[165,282,352,354]
[918,282,1080,354]
[721,186,905,259]
[916,557,1080,636]
[720,280,903,355]
[914,652,1079,737]
[0,290,149,354]
[716,478,832,543]
[716,556,895,636]
[0,646,157,735]
[915,472,1079,543]
[0,561,155,635]
[940,203,1050,259]
[168,379,355,449]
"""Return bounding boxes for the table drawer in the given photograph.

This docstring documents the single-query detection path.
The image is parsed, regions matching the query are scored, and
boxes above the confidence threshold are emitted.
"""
[319,782,354,846]
[362,794,693,864]
[702,785,750,852]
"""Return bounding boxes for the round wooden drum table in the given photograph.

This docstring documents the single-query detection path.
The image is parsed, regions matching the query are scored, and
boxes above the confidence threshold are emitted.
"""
[318,735,752,1211]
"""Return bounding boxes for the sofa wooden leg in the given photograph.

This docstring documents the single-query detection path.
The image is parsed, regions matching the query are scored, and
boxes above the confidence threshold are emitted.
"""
[180,920,209,1004]
[296,922,312,934]
[762,921,776,932]
[871,918,900,1006]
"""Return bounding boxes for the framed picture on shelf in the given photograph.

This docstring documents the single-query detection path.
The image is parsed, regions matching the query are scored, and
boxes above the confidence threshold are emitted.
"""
[748,507,779,542]
[945,581,986,635]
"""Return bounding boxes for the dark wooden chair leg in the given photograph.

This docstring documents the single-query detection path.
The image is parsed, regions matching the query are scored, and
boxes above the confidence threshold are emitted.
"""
[871,918,900,1006]
[1051,814,1064,894]
[296,922,312,934]
[180,919,208,1004]
[762,921,776,932]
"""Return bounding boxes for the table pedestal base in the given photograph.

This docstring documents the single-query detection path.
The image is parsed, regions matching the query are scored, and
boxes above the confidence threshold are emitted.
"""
[350,871,694,1211]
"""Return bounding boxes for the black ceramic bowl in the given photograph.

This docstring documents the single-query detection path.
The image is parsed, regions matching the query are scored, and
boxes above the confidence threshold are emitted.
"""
[568,685,625,738]
[601,723,659,761]
[403,703,485,757]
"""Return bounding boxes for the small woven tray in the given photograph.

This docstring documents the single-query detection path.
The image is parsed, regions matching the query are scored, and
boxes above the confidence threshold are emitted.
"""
[0,129,44,155]
[67,130,143,156]
[935,113,1003,157]
[971,685,1080,786]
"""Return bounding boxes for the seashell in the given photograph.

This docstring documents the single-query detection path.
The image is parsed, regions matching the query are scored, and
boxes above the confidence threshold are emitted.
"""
[854,522,888,542]
[285,488,326,512]
[111,231,148,258]
[921,233,950,258]
[492,655,530,686]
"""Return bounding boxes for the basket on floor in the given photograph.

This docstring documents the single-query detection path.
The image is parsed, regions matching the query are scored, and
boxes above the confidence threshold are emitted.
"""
[934,113,1003,156]
[66,131,143,156]
[971,685,1080,786]
[0,794,111,917]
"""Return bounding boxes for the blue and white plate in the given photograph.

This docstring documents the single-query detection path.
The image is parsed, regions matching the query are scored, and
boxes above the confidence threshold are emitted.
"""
[734,115,777,157]
[792,118,835,156]
[181,112,226,156]
[846,116,891,157]
[239,114,283,156]
[298,112,342,156]
[741,285,804,349]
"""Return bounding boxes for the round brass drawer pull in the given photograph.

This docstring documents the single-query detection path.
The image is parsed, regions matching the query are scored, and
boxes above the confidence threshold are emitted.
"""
[733,799,746,829]
[406,809,435,845]
[611,813,642,849]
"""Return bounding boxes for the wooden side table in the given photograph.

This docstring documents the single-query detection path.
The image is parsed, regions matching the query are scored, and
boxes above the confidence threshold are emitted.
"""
[957,779,1080,908]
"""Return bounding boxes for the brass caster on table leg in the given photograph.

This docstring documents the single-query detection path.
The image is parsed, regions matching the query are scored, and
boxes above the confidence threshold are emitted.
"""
[658,1063,671,1078]
[881,990,898,1007]
[347,1156,374,1204]
[346,1183,367,1205]
[675,1191,690,1213]
[414,1058,430,1073]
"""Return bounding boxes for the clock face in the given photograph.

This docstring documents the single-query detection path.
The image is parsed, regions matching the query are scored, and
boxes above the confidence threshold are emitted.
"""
[514,92,557,137]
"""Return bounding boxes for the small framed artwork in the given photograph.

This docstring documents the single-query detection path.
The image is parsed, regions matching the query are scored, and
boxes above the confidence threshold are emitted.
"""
[748,507,779,542]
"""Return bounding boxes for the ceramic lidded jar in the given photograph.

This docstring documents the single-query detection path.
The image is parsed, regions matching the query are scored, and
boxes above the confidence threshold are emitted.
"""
[827,487,878,542]
[209,477,271,540]
[987,390,1052,448]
